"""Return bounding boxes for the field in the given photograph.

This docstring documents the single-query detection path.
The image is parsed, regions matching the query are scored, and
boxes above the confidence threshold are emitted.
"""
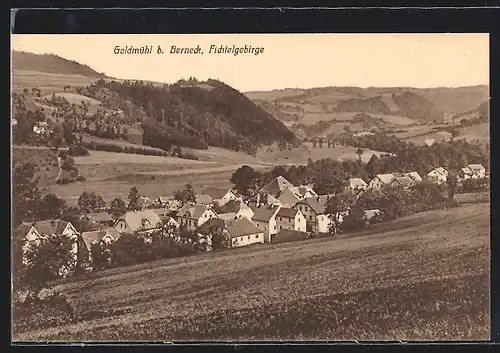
[457,123,490,144]
[11,69,99,93]
[13,204,490,341]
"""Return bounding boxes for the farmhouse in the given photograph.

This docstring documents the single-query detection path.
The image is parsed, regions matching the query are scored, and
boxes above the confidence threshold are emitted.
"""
[81,228,121,255]
[293,196,334,233]
[251,204,281,242]
[467,164,486,179]
[202,187,238,206]
[424,139,435,147]
[364,209,381,220]
[176,204,218,230]
[217,199,254,220]
[368,173,395,190]
[14,220,81,270]
[427,167,448,184]
[389,176,414,188]
[401,171,423,182]
[226,218,265,248]
[114,210,163,234]
[275,207,307,233]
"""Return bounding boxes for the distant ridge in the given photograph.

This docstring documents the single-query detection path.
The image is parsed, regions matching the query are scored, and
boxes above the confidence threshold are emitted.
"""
[11,51,107,78]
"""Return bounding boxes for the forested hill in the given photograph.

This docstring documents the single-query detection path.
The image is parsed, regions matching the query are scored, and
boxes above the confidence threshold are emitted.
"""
[84,79,297,154]
[12,51,106,78]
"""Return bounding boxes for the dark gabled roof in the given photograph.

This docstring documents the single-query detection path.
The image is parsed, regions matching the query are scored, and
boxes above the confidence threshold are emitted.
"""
[117,210,162,232]
[226,218,263,238]
[295,197,328,215]
[218,200,242,214]
[198,217,226,233]
[81,228,121,251]
[252,205,279,222]
[277,207,299,218]
[273,229,311,244]
[259,176,294,196]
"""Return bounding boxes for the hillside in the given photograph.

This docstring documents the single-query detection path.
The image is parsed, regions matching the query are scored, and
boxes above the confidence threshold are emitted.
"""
[14,204,490,341]
[77,79,297,154]
[246,85,489,137]
[11,51,106,78]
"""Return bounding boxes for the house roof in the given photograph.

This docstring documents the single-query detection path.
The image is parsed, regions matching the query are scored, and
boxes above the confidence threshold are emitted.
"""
[429,167,448,176]
[195,194,213,205]
[87,212,114,223]
[226,218,263,238]
[277,207,299,218]
[364,209,381,220]
[295,185,317,197]
[424,139,435,146]
[160,216,179,225]
[203,187,233,200]
[198,217,226,234]
[402,172,423,182]
[349,178,368,189]
[273,229,311,244]
[118,210,162,232]
[461,167,473,174]
[296,197,328,215]
[177,204,213,220]
[249,193,281,205]
[375,173,395,184]
[468,164,484,170]
[278,188,302,206]
[218,199,248,214]
[156,196,172,203]
[392,176,413,187]
[81,228,121,251]
[218,212,238,221]
[259,176,294,196]
[14,223,36,239]
[252,205,280,222]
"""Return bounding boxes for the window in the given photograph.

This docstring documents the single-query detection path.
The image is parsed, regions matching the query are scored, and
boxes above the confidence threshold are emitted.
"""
[255,234,259,239]
[248,235,250,240]
[309,215,313,221]
[274,225,276,230]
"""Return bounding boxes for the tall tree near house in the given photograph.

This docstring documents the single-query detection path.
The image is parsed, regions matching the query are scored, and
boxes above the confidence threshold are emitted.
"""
[230,165,261,198]
[39,193,67,220]
[109,197,127,219]
[173,182,197,207]
[12,160,43,228]
[366,154,381,180]
[13,233,77,302]
[446,172,459,204]
[325,190,356,236]
[128,186,141,211]
[356,148,364,162]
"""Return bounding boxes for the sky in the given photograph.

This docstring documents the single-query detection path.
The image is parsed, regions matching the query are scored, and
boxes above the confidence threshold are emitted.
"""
[11,34,489,92]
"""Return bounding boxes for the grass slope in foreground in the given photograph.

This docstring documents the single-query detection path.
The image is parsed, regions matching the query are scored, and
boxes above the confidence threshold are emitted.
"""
[14,203,490,341]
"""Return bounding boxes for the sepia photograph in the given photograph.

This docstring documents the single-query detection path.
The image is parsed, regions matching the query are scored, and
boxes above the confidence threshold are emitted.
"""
[11,33,490,342]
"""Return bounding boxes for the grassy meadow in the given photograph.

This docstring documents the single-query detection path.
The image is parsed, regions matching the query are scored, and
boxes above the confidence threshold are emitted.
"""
[13,203,490,341]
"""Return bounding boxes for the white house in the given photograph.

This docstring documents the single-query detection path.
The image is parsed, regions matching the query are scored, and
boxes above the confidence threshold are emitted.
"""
[348,178,368,192]
[198,217,265,249]
[275,207,307,233]
[467,164,486,179]
[294,196,334,233]
[401,171,423,183]
[368,173,395,190]
[14,220,80,275]
[114,210,163,234]
[427,167,449,184]
[389,176,414,188]
[226,218,265,248]
[251,204,281,242]
[217,199,254,220]
[202,187,238,206]
[176,204,218,230]
[81,228,121,259]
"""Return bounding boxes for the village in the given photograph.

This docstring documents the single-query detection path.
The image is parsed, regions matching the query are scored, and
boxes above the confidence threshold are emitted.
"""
[14,162,488,274]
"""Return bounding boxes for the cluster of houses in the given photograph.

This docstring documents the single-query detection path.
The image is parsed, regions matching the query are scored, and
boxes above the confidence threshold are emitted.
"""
[13,163,487,272]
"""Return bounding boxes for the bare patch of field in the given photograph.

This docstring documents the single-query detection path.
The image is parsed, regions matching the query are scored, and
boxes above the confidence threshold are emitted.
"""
[13,204,490,341]
[457,123,490,143]
[74,151,213,166]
